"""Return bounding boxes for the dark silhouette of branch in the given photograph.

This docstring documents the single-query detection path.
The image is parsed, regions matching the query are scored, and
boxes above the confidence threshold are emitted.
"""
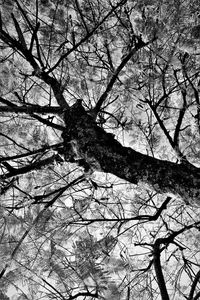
[0,105,63,114]
[153,240,170,300]
[42,278,66,300]
[70,197,171,225]
[0,97,64,130]
[104,40,114,72]
[30,113,64,130]
[193,291,200,300]
[42,74,69,109]
[14,0,44,68]
[0,17,69,110]
[147,99,185,160]
[0,142,63,162]
[0,96,17,107]
[173,89,187,149]
[74,0,89,33]
[47,0,128,74]
[150,197,171,220]
[189,270,200,300]
[152,221,200,300]
[67,291,98,300]
[29,22,40,53]
[0,132,29,151]
[0,155,56,179]
[11,13,27,50]
[0,174,84,280]
[182,61,200,131]
[92,36,153,117]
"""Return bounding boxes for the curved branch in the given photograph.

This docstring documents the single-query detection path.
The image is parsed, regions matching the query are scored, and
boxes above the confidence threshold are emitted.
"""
[67,291,98,300]
[153,240,170,300]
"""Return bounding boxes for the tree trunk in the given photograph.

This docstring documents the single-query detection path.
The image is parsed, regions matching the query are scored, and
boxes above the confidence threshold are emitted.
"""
[62,101,200,205]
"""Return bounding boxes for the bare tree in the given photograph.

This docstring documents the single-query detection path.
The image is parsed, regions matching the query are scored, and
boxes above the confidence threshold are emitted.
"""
[0,0,200,299]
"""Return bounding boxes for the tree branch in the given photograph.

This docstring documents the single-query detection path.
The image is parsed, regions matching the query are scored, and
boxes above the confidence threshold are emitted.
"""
[0,97,64,130]
[67,291,98,300]
[0,174,85,279]
[153,240,170,300]
[0,105,63,114]
[47,0,128,74]
[0,142,63,162]
[74,0,89,33]
[148,99,185,160]
[188,270,200,300]
[30,113,64,130]
[173,89,187,149]
[153,221,200,300]
[1,155,56,179]
[0,18,69,110]
[92,36,152,117]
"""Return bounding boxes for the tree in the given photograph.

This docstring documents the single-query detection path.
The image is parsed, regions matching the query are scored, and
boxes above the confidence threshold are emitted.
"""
[0,0,200,299]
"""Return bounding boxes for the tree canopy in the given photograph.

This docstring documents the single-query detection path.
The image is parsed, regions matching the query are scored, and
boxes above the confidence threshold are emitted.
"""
[0,0,200,299]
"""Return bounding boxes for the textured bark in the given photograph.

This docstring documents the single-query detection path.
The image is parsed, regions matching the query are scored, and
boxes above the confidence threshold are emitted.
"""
[62,102,200,205]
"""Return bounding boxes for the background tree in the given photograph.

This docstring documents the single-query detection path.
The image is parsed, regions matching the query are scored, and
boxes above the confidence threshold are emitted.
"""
[0,0,200,299]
